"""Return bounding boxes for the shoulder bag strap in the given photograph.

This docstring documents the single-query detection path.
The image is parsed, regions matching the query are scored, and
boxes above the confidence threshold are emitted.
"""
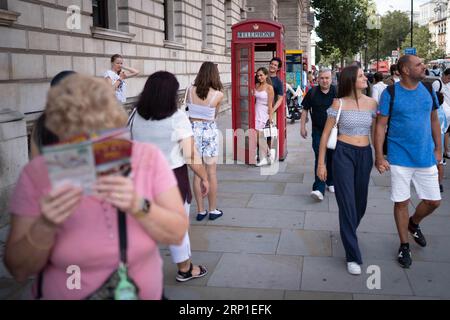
[189,86,194,104]
[127,108,137,140]
[118,210,128,264]
[335,98,343,125]
[183,86,190,105]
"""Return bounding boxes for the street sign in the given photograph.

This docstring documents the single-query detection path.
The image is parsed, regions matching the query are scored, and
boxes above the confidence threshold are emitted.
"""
[392,50,399,57]
[404,47,417,55]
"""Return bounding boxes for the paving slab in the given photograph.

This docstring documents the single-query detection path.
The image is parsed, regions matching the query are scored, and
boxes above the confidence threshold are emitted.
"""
[247,194,329,212]
[283,183,315,196]
[406,261,450,298]
[207,253,303,291]
[188,226,280,254]
[218,181,286,195]
[329,197,416,215]
[371,175,392,187]
[199,207,305,229]
[217,171,268,182]
[331,231,401,262]
[285,164,314,174]
[301,256,413,296]
[304,211,398,234]
[418,215,450,236]
[164,285,285,300]
[277,229,332,257]
[267,172,304,183]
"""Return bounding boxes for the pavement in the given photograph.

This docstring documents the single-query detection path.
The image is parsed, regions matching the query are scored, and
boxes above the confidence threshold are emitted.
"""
[1,108,449,300]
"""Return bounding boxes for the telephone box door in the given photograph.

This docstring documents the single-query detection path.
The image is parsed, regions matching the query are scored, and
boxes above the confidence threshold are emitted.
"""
[233,43,255,163]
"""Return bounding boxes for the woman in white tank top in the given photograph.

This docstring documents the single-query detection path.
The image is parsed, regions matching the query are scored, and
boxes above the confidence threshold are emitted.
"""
[188,62,225,221]
[254,67,274,166]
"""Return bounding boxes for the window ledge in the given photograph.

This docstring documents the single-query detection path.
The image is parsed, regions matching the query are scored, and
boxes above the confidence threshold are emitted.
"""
[91,27,135,42]
[163,40,185,50]
[202,47,215,54]
[0,9,20,26]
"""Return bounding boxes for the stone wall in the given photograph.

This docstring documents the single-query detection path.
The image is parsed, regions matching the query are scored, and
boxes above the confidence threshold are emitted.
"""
[0,110,28,227]
[0,0,245,118]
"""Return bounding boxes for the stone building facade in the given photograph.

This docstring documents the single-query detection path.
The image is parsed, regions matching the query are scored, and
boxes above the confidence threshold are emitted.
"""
[0,0,312,118]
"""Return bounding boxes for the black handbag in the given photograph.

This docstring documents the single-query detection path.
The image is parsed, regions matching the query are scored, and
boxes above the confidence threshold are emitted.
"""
[36,210,140,300]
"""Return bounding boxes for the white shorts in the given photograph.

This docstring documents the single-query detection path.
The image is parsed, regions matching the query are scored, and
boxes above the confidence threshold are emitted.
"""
[390,165,441,202]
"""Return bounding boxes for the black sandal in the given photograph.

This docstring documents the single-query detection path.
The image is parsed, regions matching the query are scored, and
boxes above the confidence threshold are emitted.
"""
[176,263,208,282]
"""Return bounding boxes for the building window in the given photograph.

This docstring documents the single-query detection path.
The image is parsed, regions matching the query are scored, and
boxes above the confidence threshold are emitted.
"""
[0,0,21,26]
[164,0,174,41]
[92,0,120,30]
[93,0,108,28]
[202,0,214,52]
[91,0,134,42]
[163,0,184,49]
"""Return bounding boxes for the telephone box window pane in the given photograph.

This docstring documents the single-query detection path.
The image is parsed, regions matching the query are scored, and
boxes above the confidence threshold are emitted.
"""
[240,48,248,58]
[240,61,248,73]
[240,98,248,110]
[240,74,248,86]
[240,86,248,97]
[240,111,248,124]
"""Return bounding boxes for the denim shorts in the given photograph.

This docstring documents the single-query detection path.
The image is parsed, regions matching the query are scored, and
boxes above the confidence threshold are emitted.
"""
[191,121,219,158]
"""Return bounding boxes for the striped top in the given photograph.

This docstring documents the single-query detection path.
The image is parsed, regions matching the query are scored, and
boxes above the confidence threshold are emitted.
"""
[327,108,376,136]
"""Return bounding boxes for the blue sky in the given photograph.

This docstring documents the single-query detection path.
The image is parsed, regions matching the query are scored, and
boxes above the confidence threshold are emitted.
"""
[375,0,429,15]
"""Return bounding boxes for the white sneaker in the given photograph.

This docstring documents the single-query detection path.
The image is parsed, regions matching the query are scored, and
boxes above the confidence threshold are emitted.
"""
[327,185,335,193]
[310,190,324,201]
[347,262,361,275]
[256,157,270,167]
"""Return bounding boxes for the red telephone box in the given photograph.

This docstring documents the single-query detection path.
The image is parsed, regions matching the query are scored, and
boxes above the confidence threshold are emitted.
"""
[231,19,287,164]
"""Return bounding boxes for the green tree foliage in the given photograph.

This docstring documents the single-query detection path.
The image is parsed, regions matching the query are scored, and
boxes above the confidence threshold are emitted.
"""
[365,11,410,61]
[379,11,411,57]
[312,0,370,67]
[430,47,446,60]
[402,25,441,60]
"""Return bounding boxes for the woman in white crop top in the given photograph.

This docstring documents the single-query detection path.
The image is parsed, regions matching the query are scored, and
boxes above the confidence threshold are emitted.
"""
[317,66,377,276]
[188,62,225,221]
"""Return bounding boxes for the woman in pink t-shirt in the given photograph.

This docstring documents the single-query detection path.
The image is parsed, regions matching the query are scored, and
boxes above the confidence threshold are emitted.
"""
[4,74,188,299]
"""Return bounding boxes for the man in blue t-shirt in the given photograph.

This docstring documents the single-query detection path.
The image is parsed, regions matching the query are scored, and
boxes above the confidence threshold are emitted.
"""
[375,54,442,269]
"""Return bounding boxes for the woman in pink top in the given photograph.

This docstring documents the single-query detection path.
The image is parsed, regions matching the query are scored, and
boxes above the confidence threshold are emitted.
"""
[4,74,188,299]
[254,67,274,167]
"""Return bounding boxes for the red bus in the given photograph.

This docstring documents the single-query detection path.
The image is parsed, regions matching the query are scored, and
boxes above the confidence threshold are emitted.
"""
[370,61,389,73]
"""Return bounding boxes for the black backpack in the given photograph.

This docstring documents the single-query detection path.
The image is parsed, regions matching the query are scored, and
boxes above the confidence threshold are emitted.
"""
[383,81,437,155]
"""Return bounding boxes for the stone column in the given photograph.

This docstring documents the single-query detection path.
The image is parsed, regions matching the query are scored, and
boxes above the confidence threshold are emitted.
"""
[0,109,28,227]
[278,0,301,50]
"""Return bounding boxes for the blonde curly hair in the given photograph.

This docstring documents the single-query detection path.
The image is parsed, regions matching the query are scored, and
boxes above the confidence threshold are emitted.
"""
[45,74,127,140]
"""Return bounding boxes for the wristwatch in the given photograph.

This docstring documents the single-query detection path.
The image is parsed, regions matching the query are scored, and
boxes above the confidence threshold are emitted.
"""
[133,197,151,219]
